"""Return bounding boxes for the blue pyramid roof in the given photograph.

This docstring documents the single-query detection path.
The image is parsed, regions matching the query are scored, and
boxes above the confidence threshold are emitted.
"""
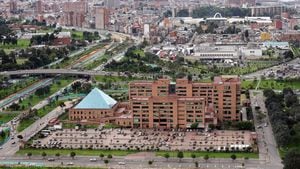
[74,88,117,109]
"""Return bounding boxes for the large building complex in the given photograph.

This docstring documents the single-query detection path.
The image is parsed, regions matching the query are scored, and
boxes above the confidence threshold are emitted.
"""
[129,76,241,128]
[69,76,241,129]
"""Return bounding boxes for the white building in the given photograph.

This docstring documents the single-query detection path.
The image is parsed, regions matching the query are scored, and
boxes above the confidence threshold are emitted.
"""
[104,0,120,9]
[241,48,263,59]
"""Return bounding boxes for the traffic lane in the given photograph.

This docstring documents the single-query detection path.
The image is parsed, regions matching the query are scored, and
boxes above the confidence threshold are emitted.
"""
[0,157,276,169]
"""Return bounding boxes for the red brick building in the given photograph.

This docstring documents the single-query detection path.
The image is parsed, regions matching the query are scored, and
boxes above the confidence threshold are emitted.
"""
[129,76,241,129]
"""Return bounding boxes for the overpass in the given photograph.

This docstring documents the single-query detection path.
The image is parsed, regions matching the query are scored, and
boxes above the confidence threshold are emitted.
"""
[0,69,119,76]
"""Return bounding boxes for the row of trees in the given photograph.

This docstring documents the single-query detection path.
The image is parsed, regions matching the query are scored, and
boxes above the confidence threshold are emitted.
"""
[105,46,162,73]
[264,88,300,147]
[30,33,56,46]
[71,81,92,94]
[266,88,300,169]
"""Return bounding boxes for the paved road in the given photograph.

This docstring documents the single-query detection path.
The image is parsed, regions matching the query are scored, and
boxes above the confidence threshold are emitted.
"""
[0,101,74,156]
[0,155,280,169]
[249,90,283,169]
[0,79,53,110]
[0,69,122,76]
[0,80,82,156]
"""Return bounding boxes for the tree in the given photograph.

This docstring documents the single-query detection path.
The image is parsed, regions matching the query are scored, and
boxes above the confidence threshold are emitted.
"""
[55,153,60,159]
[42,152,47,159]
[231,154,237,161]
[244,30,249,38]
[99,153,104,160]
[104,159,109,166]
[148,160,153,165]
[58,101,65,108]
[191,153,196,161]
[164,153,170,161]
[190,122,198,129]
[195,161,199,168]
[27,152,32,159]
[283,50,294,59]
[177,151,184,162]
[204,154,209,162]
[70,152,76,159]
[235,121,254,130]
[283,148,300,169]
[107,154,112,159]
[17,134,23,140]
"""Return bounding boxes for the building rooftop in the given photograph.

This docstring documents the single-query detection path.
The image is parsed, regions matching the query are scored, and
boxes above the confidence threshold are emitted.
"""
[74,88,117,109]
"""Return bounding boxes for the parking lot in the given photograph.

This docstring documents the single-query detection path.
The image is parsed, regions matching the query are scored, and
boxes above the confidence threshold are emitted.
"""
[31,129,256,152]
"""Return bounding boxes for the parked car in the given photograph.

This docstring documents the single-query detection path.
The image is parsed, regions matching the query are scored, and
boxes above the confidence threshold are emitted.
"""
[90,158,97,162]
[48,158,55,161]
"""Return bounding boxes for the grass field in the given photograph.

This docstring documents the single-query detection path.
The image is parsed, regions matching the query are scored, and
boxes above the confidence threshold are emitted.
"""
[94,75,136,83]
[156,151,258,159]
[0,112,19,124]
[17,149,258,159]
[0,78,38,100]
[84,54,110,70]
[241,79,300,90]
[16,58,28,65]
[18,79,74,110]
[0,39,30,50]
[17,102,60,132]
[17,118,36,132]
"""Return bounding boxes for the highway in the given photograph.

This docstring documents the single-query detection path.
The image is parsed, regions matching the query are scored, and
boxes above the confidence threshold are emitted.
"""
[0,78,53,110]
[0,154,281,169]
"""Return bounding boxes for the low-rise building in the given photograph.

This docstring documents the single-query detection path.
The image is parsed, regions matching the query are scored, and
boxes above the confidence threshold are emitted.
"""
[69,88,131,127]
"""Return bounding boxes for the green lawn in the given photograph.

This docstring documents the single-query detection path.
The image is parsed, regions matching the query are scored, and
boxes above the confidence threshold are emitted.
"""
[0,112,19,124]
[221,62,277,75]
[0,77,37,100]
[16,58,28,65]
[0,39,30,50]
[156,151,258,159]
[241,79,300,90]
[84,54,110,70]
[17,118,35,132]
[17,148,138,156]
[17,148,258,159]
[94,75,135,83]
[19,79,74,110]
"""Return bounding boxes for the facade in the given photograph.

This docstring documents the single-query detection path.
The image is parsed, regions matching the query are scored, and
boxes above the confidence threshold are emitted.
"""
[250,6,286,16]
[130,76,241,129]
[95,7,109,30]
[279,32,300,41]
[241,48,263,59]
[60,1,88,27]
[35,0,42,14]
[9,0,17,13]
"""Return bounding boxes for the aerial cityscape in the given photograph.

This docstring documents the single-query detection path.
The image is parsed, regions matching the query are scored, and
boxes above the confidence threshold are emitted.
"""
[0,0,299,169]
